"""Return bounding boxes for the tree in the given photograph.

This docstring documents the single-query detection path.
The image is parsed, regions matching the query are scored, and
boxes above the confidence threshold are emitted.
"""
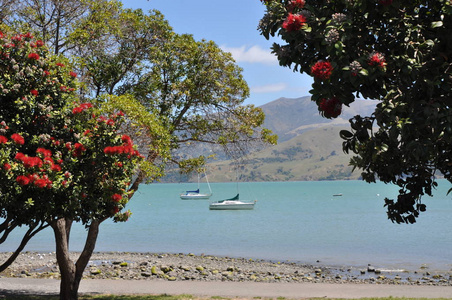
[0,31,143,299]
[118,32,276,175]
[7,0,276,181]
[1,3,275,299]
[68,6,276,189]
[259,0,452,223]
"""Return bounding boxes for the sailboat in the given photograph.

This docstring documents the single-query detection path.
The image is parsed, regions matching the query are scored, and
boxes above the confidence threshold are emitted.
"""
[180,172,212,200]
[209,169,256,210]
[209,194,256,210]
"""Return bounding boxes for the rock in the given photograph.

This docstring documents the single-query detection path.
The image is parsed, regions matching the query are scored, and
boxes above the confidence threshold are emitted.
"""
[160,265,172,273]
[195,265,204,272]
[367,265,375,272]
[150,266,158,275]
[180,265,191,271]
[90,268,101,275]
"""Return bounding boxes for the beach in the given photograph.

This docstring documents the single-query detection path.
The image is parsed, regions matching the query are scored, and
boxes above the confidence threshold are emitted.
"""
[1,251,452,298]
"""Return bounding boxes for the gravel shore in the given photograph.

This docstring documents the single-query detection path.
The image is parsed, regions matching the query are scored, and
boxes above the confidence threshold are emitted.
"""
[1,251,451,286]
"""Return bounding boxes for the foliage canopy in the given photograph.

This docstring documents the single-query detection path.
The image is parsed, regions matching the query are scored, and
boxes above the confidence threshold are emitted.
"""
[259,0,452,223]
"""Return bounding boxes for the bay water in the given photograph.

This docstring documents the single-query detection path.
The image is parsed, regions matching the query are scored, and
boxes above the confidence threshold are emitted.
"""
[2,180,452,271]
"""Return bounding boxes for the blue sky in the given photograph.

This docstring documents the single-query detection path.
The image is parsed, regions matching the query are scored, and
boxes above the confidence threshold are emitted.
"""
[121,0,313,107]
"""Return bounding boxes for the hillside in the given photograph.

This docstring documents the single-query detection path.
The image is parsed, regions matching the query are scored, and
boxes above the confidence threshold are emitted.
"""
[164,96,378,182]
[261,96,376,142]
[206,126,362,182]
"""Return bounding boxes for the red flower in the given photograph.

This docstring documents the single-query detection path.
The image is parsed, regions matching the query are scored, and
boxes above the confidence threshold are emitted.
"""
[37,147,52,157]
[11,133,24,145]
[287,0,305,12]
[0,135,8,144]
[368,52,386,68]
[51,164,62,172]
[3,163,11,170]
[69,71,77,78]
[73,143,86,157]
[72,107,83,114]
[43,70,50,76]
[56,62,65,67]
[72,103,93,114]
[111,193,122,202]
[311,61,333,80]
[30,89,38,96]
[16,175,30,186]
[319,97,342,119]
[15,152,25,161]
[282,13,306,32]
[17,155,43,169]
[121,135,132,145]
[23,33,33,39]
[36,40,44,47]
[34,178,49,188]
[28,53,40,60]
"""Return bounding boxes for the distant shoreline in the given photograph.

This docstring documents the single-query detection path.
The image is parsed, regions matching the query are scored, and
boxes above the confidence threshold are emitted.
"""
[1,251,451,286]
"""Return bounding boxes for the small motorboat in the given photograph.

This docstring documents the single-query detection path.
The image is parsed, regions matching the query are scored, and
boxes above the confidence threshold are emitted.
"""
[209,194,256,210]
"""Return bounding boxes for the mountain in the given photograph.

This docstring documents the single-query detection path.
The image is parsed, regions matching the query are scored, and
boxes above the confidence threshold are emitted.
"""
[164,96,378,183]
[261,96,376,142]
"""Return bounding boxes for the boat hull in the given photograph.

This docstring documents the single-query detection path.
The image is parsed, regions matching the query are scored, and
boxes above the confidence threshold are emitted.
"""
[209,200,256,210]
[180,193,211,200]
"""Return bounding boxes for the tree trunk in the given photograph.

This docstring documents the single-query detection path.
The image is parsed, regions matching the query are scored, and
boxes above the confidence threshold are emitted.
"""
[0,221,49,272]
[51,218,101,300]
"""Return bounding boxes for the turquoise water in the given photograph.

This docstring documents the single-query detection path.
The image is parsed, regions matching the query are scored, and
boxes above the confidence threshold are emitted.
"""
[3,180,452,271]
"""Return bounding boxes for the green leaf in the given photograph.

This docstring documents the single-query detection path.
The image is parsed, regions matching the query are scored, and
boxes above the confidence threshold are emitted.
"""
[340,130,353,139]
[431,21,443,28]
[359,69,369,76]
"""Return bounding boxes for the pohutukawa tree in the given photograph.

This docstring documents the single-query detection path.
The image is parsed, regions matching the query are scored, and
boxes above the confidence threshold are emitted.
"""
[259,0,452,223]
[0,31,143,300]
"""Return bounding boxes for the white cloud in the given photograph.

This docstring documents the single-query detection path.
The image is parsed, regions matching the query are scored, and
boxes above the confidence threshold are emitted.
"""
[251,83,288,93]
[221,45,277,65]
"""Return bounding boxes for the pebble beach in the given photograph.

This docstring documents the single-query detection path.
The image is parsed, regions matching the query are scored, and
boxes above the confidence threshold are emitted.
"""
[1,251,452,287]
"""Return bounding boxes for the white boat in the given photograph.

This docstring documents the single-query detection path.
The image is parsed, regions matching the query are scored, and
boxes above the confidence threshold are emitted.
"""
[180,189,212,200]
[180,172,212,200]
[209,194,256,210]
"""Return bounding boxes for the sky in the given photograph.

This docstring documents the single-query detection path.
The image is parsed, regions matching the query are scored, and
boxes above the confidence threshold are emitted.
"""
[121,0,313,107]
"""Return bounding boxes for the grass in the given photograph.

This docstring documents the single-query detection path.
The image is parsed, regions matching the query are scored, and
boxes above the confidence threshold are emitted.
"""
[3,295,452,300]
